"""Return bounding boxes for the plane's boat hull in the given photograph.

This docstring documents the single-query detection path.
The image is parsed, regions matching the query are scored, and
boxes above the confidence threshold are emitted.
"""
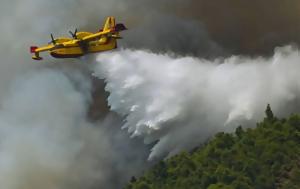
[50,52,83,58]
[49,38,117,59]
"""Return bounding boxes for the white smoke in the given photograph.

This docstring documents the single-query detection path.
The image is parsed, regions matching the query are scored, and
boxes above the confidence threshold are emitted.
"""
[2,0,300,188]
[93,46,300,159]
[0,68,148,189]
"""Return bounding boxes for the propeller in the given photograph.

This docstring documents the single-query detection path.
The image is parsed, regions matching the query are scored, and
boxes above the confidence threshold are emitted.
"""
[48,33,56,45]
[69,28,78,39]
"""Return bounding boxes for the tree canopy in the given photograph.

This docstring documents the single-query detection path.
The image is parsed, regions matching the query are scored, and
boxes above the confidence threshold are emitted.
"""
[125,105,300,189]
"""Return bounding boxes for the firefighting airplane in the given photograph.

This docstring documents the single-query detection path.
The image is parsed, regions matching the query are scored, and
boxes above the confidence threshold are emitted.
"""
[30,16,127,60]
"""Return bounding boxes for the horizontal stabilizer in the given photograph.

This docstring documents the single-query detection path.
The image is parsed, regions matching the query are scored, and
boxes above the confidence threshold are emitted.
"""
[115,23,127,32]
[32,55,43,60]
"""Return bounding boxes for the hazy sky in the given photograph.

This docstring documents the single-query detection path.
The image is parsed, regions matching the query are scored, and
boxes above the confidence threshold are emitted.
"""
[0,1,300,189]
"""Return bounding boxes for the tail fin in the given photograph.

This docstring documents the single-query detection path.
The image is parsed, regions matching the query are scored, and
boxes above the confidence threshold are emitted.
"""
[115,23,127,32]
[30,46,43,60]
[103,16,115,31]
[30,46,38,53]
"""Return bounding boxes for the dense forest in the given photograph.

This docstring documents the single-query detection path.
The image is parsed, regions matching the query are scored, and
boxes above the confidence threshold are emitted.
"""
[125,105,300,189]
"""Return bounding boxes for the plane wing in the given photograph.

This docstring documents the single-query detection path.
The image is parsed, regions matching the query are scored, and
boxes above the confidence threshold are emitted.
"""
[80,16,127,42]
[81,30,112,42]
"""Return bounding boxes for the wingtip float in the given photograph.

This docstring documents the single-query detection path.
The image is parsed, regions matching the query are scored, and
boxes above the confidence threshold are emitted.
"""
[30,16,127,61]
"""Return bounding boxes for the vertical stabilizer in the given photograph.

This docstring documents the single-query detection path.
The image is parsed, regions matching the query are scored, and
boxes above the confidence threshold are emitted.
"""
[103,16,116,31]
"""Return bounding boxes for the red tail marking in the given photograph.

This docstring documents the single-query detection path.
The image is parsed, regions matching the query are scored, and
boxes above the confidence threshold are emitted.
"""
[30,46,38,53]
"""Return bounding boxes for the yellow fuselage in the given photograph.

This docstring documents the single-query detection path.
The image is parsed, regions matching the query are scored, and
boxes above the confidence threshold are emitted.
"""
[50,34,117,58]
[31,16,127,60]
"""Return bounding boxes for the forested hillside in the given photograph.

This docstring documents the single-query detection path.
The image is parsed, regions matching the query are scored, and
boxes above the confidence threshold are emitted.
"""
[125,105,300,189]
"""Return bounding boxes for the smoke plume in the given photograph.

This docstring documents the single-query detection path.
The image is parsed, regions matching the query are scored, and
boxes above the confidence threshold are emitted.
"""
[0,68,149,189]
[93,46,300,159]
[1,0,300,188]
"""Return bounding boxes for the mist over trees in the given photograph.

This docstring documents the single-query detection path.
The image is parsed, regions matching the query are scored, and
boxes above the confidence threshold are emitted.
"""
[126,105,300,189]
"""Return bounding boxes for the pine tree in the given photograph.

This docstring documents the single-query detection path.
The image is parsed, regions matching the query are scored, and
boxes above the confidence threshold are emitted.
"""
[265,104,274,120]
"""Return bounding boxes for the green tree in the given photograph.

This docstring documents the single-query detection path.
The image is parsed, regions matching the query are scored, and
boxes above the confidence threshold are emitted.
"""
[235,125,244,138]
[265,104,274,120]
[126,112,300,189]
